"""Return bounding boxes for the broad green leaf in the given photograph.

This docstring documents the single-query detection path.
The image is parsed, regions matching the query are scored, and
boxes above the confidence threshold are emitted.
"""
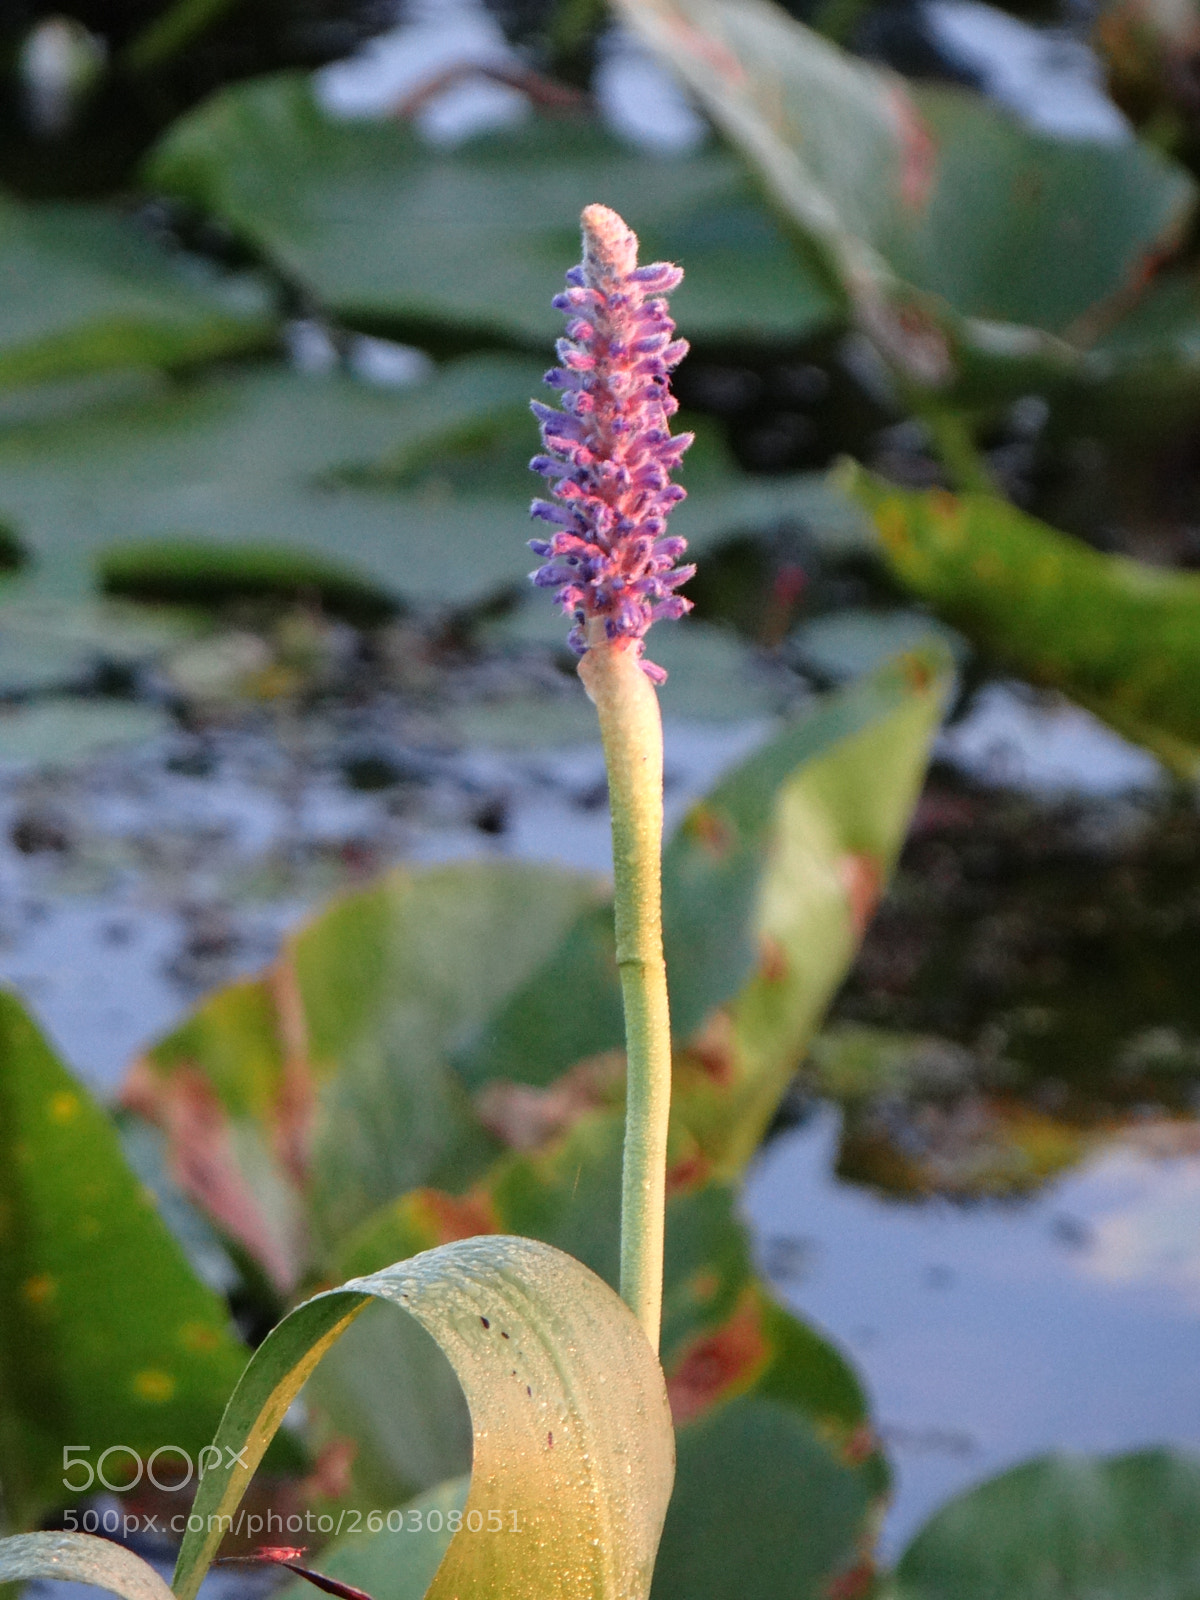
[616,0,1195,385]
[843,462,1200,775]
[0,1532,174,1600]
[334,1110,885,1600]
[0,599,197,697]
[145,74,838,346]
[0,697,172,766]
[0,356,548,610]
[275,1479,470,1600]
[128,863,608,1286]
[461,647,952,1172]
[0,353,826,612]
[892,86,1193,338]
[657,1398,876,1600]
[0,194,275,391]
[893,1449,1200,1600]
[171,1235,675,1600]
[99,540,397,625]
[0,992,250,1529]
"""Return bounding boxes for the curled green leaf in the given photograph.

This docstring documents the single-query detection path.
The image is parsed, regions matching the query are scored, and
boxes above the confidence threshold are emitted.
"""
[173,1235,674,1600]
[0,1532,174,1600]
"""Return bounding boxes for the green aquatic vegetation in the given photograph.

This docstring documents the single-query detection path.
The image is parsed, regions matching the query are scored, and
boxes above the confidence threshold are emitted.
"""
[5,2,1200,1592]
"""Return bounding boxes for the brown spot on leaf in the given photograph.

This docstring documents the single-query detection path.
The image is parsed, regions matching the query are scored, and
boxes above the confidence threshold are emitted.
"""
[825,1560,876,1600]
[680,1008,736,1086]
[413,1188,498,1245]
[665,1149,712,1194]
[268,956,317,1191]
[901,651,933,693]
[842,1423,879,1465]
[759,935,788,984]
[121,1056,300,1294]
[684,802,737,859]
[475,1052,624,1151]
[664,15,746,86]
[666,1292,771,1427]
[687,1269,720,1305]
[889,85,937,213]
[841,852,883,938]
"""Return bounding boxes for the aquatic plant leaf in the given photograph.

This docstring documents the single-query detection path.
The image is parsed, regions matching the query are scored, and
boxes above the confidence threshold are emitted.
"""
[0,194,275,392]
[127,864,608,1286]
[170,1235,675,1600]
[0,697,171,766]
[0,1532,175,1600]
[843,463,1200,775]
[615,0,1195,386]
[0,356,554,611]
[893,1448,1200,1600]
[461,647,951,1172]
[274,1480,470,1600]
[144,73,837,346]
[332,1110,885,1600]
[0,355,832,613]
[0,993,250,1529]
[656,1397,876,1600]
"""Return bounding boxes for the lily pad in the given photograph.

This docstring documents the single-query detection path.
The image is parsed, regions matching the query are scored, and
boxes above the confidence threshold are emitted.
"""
[145,73,838,347]
[0,353,829,614]
[894,1448,1200,1600]
[0,193,275,391]
[0,697,172,766]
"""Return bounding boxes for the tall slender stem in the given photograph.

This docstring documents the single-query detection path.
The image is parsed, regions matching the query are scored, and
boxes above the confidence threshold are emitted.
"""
[579,638,672,1352]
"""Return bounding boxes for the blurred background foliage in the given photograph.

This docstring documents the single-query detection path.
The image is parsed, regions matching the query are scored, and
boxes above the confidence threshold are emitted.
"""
[4,0,1200,1591]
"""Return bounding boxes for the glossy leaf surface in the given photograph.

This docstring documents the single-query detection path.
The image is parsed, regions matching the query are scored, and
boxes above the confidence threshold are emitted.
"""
[332,1110,886,1600]
[128,863,607,1286]
[145,74,838,346]
[894,1449,1200,1600]
[464,647,952,1171]
[0,993,249,1528]
[0,1532,175,1600]
[172,1236,674,1600]
[0,195,274,391]
[844,463,1200,773]
[616,0,1195,387]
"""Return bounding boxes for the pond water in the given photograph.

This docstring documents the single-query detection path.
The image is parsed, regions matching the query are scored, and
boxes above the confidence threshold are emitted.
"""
[744,1104,1200,1556]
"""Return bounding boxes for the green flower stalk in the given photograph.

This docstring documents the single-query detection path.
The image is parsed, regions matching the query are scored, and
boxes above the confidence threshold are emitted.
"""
[529,204,693,1350]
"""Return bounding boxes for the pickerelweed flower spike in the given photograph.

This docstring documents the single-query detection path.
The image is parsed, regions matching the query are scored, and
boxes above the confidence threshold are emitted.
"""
[528,203,695,683]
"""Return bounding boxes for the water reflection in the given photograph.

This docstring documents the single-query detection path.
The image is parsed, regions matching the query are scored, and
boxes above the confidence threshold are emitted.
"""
[743,1104,1200,1556]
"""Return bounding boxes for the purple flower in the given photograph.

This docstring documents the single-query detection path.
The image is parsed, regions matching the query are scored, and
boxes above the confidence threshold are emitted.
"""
[528,204,695,684]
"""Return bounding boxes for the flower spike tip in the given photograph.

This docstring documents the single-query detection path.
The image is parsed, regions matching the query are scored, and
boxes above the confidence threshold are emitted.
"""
[528,204,695,683]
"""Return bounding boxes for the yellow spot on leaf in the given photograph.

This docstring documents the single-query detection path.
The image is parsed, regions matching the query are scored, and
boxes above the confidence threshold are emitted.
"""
[132,1369,176,1403]
[178,1322,220,1354]
[77,1216,100,1240]
[22,1273,56,1307]
[49,1090,80,1123]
